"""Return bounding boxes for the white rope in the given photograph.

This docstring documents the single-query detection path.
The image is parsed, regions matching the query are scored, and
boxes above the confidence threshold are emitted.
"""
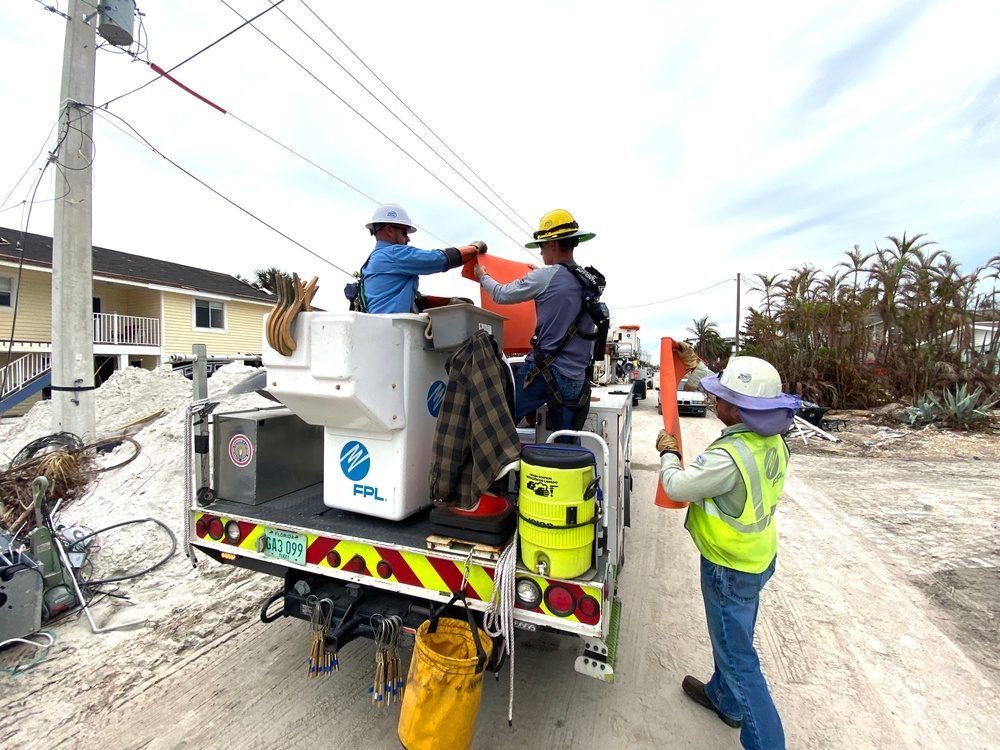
[484,529,518,726]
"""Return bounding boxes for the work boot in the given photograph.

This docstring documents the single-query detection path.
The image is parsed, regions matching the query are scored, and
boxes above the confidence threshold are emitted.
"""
[681,675,742,729]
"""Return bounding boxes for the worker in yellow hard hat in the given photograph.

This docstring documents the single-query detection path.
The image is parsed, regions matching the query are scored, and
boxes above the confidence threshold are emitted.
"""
[474,209,608,436]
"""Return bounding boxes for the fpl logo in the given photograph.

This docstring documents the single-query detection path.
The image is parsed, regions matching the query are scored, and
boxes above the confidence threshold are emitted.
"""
[340,441,370,480]
[340,440,385,502]
[427,380,446,417]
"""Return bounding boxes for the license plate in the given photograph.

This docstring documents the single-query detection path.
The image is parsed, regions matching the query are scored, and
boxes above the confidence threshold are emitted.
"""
[263,529,307,565]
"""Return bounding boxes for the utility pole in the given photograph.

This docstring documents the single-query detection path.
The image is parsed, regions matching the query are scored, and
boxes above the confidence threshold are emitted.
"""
[51,0,97,441]
[734,272,741,355]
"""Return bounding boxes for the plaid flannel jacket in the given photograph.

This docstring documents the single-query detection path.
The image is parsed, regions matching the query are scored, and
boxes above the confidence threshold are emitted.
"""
[428,330,521,508]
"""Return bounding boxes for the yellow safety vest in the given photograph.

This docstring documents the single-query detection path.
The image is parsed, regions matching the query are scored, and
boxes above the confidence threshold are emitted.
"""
[685,430,789,574]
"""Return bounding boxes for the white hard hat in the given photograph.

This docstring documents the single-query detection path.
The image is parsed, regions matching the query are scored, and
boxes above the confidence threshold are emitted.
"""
[701,356,801,436]
[710,357,783,399]
[365,203,417,233]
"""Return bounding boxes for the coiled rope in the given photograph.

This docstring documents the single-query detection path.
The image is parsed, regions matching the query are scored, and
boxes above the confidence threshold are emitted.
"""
[484,528,518,726]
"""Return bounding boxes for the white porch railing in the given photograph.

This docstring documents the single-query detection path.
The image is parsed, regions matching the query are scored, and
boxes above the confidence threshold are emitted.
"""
[93,313,160,346]
[1,351,51,400]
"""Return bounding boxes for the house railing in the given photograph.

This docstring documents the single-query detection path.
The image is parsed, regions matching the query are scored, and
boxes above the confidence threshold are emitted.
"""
[1,351,51,400]
[93,313,160,346]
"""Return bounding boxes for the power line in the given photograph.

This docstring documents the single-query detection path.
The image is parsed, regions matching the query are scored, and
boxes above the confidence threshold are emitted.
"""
[91,107,353,278]
[98,0,289,109]
[614,276,735,310]
[291,0,534,235]
[217,0,536,257]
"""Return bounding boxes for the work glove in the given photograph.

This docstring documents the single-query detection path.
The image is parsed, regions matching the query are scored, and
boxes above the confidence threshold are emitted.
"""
[656,429,679,456]
[456,244,483,265]
[470,240,488,253]
[448,297,474,305]
[675,340,699,371]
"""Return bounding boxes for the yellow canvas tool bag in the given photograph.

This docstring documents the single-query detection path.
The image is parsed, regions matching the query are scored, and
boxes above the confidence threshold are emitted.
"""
[398,593,493,750]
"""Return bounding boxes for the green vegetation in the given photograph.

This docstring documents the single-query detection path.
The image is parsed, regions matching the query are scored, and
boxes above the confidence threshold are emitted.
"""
[733,233,999,424]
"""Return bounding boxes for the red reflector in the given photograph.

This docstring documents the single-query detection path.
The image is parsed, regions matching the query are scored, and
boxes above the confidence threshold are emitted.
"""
[346,555,366,573]
[376,560,392,579]
[208,518,224,540]
[578,595,599,618]
[544,584,576,617]
[326,550,341,568]
[195,518,208,537]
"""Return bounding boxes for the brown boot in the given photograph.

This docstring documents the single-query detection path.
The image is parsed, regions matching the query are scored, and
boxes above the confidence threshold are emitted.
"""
[681,675,742,729]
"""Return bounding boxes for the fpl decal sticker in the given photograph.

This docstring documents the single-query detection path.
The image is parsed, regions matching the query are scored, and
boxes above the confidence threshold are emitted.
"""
[427,380,446,417]
[340,440,385,501]
[340,441,371,481]
[229,434,253,467]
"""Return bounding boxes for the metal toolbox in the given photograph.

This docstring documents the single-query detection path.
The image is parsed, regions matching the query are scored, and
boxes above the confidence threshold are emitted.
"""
[0,532,43,641]
[213,407,323,505]
[424,304,507,351]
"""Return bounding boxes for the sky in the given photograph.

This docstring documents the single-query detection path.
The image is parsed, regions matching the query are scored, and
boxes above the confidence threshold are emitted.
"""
[2,0,999,364]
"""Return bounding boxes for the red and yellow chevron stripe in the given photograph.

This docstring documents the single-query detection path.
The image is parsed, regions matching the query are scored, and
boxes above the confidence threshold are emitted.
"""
[193,512,601,626]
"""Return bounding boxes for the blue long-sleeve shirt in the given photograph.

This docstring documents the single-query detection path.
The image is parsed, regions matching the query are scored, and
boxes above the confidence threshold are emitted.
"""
[362,241,449,314]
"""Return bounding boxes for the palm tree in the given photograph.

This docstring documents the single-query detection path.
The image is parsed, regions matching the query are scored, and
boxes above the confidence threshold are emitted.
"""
[251,267,291,294]
[747,273,781,320]
[687,317,730,366]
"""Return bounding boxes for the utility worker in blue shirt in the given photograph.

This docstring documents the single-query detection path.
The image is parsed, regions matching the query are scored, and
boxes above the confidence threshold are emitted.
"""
[657,346,801,750]
[357,203,485,314]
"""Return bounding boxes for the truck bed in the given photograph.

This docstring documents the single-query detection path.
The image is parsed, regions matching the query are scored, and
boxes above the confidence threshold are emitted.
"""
[208,483,438,551]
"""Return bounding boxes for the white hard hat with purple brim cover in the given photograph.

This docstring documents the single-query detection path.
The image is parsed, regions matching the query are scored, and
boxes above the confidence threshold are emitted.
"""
[701,356,802,437]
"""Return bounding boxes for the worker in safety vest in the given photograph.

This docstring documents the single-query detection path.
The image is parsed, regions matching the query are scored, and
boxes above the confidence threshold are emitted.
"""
[352,203,485,314]
[656,345,801,750]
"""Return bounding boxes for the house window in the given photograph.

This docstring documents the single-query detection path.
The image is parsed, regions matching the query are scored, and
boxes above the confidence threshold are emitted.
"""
[0,275,14,309]
[194,299,225,330]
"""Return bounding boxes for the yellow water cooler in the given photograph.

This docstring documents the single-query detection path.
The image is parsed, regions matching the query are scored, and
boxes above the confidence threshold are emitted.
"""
[518,445,599,579]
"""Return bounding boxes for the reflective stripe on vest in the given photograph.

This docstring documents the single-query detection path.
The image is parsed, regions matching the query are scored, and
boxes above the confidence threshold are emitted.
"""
[686,431,788,573]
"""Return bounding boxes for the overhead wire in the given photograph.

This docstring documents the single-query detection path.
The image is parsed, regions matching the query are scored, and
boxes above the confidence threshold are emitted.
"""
[271,0,533,238]
[98,0,289,109]
[90,106,352,277]
[1,103,75,400]
[297,0,535,234]
[217,0,534,254]
[613,276,736,310]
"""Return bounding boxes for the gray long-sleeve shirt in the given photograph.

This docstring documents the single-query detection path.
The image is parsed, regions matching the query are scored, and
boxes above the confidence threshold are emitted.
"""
[659,424,751,517]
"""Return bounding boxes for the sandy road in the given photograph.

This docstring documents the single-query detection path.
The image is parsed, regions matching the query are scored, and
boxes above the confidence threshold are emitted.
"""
[4,395,999,749]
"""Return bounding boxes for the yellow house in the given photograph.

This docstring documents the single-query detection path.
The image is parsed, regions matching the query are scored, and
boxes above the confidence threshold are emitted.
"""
[0,227,275,415]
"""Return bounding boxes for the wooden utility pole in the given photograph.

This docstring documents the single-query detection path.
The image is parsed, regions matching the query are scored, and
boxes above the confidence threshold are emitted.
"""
[734,272,741,355]
[51,0,97,441]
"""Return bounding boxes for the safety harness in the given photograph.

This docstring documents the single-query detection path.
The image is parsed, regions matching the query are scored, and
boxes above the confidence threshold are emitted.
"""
[344,257,371,313]
[523,262,610,431]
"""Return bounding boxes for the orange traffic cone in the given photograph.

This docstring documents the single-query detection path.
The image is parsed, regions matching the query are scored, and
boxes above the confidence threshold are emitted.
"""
[655,337,689,509]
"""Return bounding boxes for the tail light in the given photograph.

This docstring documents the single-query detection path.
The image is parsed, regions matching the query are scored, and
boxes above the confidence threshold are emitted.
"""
[578,595,599,619]
[207,517,224,540]
[544,584,576,617]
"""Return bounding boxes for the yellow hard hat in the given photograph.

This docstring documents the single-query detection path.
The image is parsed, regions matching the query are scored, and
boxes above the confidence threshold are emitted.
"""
[525,208,596,248]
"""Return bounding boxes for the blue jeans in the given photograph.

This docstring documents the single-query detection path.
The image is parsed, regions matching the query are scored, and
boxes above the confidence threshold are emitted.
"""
[513,363,584,437]
[700,555,785,750]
